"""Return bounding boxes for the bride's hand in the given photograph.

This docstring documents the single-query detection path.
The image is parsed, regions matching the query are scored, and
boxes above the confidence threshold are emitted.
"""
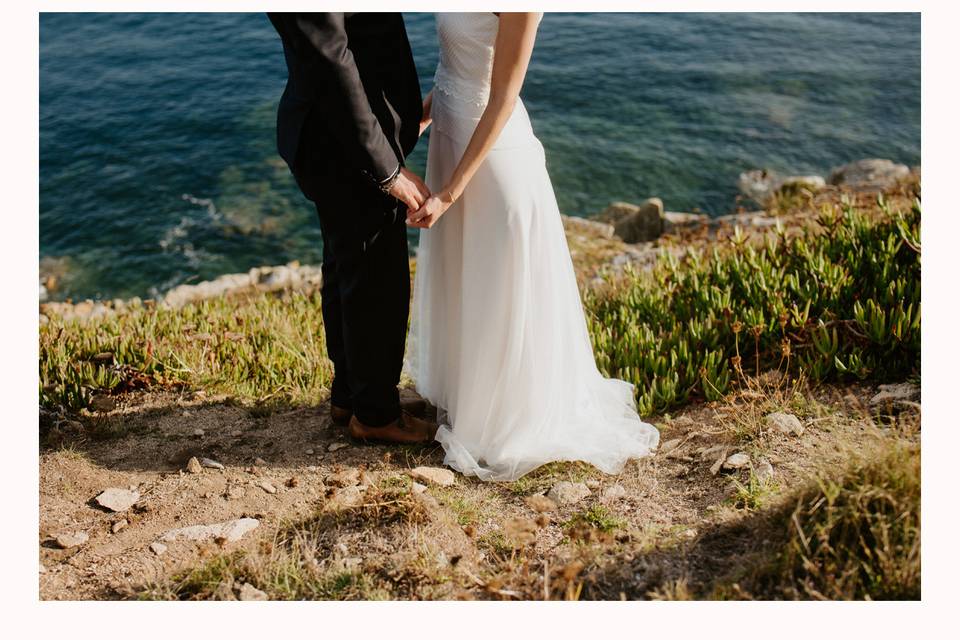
[419,92,433,137]
[406,191,454,229]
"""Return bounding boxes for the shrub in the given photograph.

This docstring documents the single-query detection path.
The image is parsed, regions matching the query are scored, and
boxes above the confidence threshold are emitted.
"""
[585,197,920,415]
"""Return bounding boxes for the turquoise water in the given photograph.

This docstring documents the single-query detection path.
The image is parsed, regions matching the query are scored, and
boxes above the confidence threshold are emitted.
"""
[40,13,919,301]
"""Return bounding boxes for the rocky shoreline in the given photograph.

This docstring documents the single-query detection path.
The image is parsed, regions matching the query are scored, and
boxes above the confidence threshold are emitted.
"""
[39,157,917,323]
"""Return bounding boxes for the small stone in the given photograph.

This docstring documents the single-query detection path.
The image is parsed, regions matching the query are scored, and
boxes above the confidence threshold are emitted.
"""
[192,428,205,437]
[54,532,89,549]
[328,442,348,453]
[524,494,558,513]
[185,456,203,474]
[200,458,224,470]
[149,542,167,556]
[254,457,267,465]
[407,466,456,487]
[722,452,751,471]
[111,519,128,534]
[94,488,140,513]
[257,480,277,494]
[869,383,920,408]
[326,485,364,510]
[305,449,314,455]
[225,485,245,500]
[600,484,628,503]
[765,412,804,436]
[411,482,427,494]
[659,438,684,455]
[89,395,116,413]
[754,458,775,483]
[326,468,361,488]
[547,481,591,505]
[237,583,268,601]
[160,518,260,543]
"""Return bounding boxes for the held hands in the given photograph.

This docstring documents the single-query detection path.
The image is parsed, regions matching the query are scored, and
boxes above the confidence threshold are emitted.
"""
[387,167,431,212]
[406,190,455,229]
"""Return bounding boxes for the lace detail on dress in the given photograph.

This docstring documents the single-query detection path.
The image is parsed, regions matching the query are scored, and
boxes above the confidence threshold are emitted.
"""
[433,64,490,107]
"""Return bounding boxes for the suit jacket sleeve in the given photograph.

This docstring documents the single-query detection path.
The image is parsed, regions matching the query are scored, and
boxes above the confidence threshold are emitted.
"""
[291,13,400,184]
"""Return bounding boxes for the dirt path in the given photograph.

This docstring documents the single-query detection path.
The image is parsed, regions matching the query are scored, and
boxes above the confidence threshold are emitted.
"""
[39,380,917,600]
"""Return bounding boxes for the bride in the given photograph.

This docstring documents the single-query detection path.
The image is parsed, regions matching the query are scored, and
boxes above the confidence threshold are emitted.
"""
[406,13,660,481]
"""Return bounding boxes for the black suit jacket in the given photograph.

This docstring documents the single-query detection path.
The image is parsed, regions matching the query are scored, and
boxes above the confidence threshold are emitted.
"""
[268,13,422,202]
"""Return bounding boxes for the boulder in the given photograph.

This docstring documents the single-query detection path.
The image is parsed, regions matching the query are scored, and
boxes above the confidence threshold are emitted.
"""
[560,214,615,239]
[828,159,910,191]
[598,198,665,243]
[662,211,710,233]
[738,169,825,206]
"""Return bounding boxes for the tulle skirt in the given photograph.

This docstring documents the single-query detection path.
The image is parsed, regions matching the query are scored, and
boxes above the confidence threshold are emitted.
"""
[406,91,659,481]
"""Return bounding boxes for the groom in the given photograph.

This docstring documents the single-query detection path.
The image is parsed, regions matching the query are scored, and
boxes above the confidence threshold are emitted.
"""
[268,13,435,443]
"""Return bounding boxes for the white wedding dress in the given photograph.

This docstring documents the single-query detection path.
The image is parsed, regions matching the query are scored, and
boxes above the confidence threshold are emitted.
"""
[407,13,659,481]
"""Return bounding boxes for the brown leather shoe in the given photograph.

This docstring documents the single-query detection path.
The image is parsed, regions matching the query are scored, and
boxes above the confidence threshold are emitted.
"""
[348,411,437,445]
[330,404,352,426]
[331,397,428,427]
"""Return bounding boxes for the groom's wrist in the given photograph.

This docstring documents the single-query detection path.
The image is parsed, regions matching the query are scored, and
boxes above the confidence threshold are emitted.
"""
[372,163,402,194]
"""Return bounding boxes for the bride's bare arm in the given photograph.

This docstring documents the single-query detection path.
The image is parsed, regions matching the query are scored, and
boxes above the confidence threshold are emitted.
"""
[407,13,539,228]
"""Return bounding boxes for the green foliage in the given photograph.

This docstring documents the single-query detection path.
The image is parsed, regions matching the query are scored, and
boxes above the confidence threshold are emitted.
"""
[40,291,333,411]
[585,198,921,415]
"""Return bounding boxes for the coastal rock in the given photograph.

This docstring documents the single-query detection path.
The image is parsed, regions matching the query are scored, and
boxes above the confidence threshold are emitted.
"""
[765,412,804,436]
[560,214,615,239]
[828,158,910,191]
[547,481,591,505]
[737,169,825,205]
[598,198,664,243]
[714,211,780,228]
[159,517,260,543]
[408,466,456,487]
[54,531,89,549]
[662,211,710,233]
[94,488,140,513]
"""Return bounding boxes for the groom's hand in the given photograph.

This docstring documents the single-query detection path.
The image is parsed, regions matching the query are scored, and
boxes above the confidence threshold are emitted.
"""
[388,167,431,212]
